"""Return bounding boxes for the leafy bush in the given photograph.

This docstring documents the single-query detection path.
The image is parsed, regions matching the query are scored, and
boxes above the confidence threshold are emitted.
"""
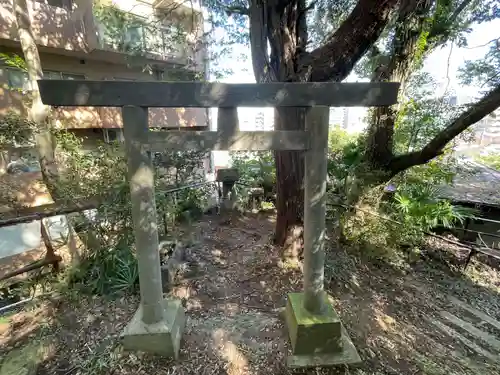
[54,131,208,295]
[392,184,473,231]
[389,160,476,241]
[154,148,213,222]
[327,126,363,189]
[231,151,275,190]
[476,152,500,170]
[53,131,134,294]
[0,112,37,147]
[340,155,475,258]
[231,151,276,208]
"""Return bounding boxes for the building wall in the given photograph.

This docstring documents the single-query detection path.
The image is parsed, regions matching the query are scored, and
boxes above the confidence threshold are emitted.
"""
[0,0,97,53]
[0,47,208,128]
[0,0,211,264]
[0,0,205,68]
[0,0,208,129]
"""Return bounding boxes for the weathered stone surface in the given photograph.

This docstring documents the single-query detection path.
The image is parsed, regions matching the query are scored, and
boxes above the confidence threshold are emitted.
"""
[159,240,189,292]
[121,299,185,359]
[303,107,329,313]
[285,293,361,368]
[287,326,362,368]
[122,105,164,325]
[38,81,400,108]
[285,292,342,355]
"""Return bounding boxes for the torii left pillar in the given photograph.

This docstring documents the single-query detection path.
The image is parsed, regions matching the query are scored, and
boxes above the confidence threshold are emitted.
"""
[120,105,185,358]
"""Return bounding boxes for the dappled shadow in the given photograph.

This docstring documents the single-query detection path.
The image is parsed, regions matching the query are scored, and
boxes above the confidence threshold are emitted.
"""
[0,171,52,213]
[0,0,92,53]
[0,291,140,375]
[3,210,500,374]
[325,234,500,374]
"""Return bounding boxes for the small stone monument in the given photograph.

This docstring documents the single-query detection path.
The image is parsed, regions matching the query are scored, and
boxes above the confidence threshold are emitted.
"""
[216,168,240,210]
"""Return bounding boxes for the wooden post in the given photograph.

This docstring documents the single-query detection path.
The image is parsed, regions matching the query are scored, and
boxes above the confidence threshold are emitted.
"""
[303,106,330,314]
[122,105,163,324]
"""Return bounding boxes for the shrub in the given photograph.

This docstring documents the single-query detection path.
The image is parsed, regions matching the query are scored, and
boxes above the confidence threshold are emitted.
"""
[339,154,476,259]
[0,112,37,147]
[231,151,276,208]
[327,126,364,190]
[231,151,275,190]
[54,131,208,295]
[475,152,500,170]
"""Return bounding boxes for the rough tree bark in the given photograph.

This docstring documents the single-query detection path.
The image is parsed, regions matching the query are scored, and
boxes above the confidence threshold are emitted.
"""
[363,0,496,183]
[365,0,433,168]
[13,0,57,190]
[13,0,100,261]
[247,0,401,255]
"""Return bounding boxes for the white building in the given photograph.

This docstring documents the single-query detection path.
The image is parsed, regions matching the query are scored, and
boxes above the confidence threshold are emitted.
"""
[450,93,500,151]
[329,108,348,128]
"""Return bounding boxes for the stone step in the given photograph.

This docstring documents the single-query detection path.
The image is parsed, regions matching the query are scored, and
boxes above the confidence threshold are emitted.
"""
[440,311,500,352]
[448,296,500,332]
[427,317,499,363]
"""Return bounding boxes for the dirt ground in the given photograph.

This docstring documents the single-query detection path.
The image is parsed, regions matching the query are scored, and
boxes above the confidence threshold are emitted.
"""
[1,211,500,375]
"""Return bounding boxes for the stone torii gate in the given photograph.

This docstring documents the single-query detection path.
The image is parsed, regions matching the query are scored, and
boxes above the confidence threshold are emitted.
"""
[38,80,398,367]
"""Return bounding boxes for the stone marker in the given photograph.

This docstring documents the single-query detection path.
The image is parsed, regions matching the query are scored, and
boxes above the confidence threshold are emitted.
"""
[216,168,240,210]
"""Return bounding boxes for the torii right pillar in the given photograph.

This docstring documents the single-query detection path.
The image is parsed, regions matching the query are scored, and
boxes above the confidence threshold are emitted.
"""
[284,107,361,368]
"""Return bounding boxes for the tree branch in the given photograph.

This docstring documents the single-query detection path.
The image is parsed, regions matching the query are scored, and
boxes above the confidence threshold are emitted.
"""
[214,0,249,15]
[296,0,400,82]
[447,0,474,27]
[248,0,273,82]
[389,84,500,174]
[364,0,432,166]
[427,0,473,43]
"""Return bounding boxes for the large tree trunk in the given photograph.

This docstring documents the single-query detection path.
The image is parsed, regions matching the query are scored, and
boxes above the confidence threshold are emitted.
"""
[261,0,400,253]
[13,0,97,263]
[13,0,57,192]
[274,107,306,258]
[365,0,433,169]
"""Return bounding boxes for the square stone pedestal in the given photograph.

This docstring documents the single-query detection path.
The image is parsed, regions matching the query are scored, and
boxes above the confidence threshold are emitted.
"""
[121,299,185,359]
[284,292,361,368]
